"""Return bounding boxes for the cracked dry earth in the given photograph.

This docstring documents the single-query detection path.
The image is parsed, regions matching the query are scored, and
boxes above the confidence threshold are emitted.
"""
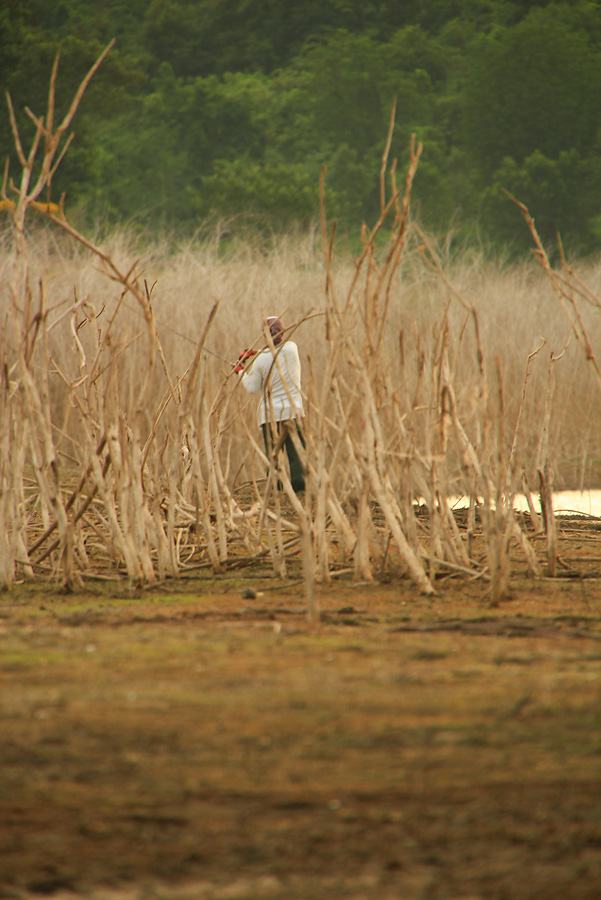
[2,527,601,900]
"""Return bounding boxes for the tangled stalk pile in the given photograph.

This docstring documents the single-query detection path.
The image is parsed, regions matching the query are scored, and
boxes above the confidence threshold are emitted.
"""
[1,47,599,616]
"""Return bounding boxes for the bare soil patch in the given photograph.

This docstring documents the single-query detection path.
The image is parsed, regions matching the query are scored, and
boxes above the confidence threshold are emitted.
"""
[2,518,601,900]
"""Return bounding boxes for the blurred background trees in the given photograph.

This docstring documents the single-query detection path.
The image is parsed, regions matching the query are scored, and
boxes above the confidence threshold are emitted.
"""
[2,0,601,254]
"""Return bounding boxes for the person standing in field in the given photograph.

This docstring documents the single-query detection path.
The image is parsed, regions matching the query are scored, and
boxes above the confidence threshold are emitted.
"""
[235,316,305,493]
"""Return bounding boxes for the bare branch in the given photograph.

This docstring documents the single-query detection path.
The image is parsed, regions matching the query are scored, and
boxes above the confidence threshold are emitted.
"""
[56,39,115,136]
[6,93,27,168]
[46,52,60,141]
[380,97,396,216]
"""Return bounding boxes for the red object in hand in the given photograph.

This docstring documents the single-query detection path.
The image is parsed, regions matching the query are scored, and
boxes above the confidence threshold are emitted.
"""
[234,349,257,372]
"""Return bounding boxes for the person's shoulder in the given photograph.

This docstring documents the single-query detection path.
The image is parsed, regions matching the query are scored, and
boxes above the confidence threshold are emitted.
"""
[255,348,273,367]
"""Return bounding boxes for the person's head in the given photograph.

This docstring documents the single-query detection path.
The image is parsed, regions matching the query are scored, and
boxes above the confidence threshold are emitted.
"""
[265,316,284,346]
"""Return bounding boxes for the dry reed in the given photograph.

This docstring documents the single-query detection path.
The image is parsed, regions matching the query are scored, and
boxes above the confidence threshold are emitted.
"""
[1,50,601,609]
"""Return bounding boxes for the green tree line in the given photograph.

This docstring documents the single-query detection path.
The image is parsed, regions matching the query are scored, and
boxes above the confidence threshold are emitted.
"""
[2,0,601,254]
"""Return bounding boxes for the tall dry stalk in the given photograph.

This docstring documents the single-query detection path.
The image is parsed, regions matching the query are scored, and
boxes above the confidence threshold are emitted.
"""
[508,193,601,573]
[509,193,601,388]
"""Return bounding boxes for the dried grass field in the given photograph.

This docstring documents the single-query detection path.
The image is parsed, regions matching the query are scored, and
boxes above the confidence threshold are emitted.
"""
[2,219,601,899]
[2,65,601,898]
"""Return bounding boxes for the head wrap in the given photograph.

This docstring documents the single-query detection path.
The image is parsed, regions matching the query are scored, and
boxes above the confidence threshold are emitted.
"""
[265,316,284,346]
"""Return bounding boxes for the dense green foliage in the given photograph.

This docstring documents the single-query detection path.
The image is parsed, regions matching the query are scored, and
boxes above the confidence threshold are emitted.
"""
[2,0,601,253]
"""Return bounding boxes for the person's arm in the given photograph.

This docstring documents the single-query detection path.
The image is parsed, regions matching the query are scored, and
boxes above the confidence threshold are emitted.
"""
[241,351,267,394]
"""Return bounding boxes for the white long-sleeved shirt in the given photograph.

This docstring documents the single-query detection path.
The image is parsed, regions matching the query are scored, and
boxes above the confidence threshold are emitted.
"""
[241,341,303,426]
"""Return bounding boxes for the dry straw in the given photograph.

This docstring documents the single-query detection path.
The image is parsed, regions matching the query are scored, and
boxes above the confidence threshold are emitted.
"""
[1,46,601,612]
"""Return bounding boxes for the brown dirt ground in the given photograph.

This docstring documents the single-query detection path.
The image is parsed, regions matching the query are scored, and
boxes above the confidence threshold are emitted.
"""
[2,515,601,900]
